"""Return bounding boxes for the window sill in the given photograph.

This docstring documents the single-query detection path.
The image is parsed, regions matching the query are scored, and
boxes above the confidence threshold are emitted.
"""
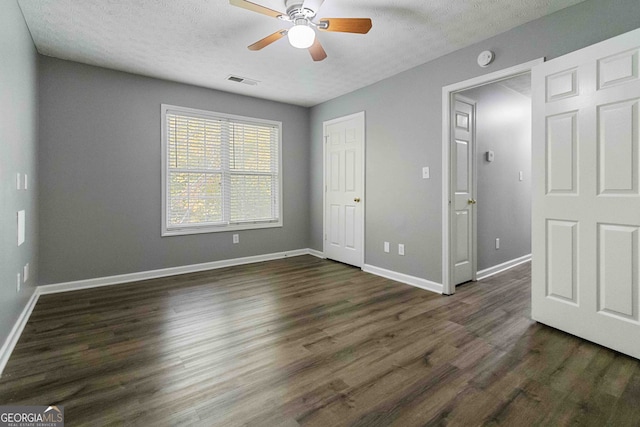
[161,221,283,237]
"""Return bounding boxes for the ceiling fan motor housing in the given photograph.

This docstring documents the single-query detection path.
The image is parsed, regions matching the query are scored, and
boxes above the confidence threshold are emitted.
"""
[285,0,318,20]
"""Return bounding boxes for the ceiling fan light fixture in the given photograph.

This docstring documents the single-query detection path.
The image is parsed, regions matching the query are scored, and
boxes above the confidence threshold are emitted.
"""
[288,23,315,49]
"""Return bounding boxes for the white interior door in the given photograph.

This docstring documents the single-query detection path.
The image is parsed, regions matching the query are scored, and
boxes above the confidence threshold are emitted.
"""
[451,96,476,285]
[324,112,364,267]
[532,28,640,359]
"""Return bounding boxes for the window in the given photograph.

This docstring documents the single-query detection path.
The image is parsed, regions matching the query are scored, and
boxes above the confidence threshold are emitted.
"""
[161,104,282,236]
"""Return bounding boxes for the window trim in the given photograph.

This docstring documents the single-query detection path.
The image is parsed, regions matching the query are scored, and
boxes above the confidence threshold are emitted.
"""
[161,104,283,237]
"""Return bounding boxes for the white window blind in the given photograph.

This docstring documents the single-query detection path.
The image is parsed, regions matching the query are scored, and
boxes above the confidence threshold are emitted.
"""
[162,105,282,236]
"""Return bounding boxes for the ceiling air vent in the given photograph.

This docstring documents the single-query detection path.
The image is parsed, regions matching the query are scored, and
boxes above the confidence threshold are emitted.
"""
[226,75,259,86]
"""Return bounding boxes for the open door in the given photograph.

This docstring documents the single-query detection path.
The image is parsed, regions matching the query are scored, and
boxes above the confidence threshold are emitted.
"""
[451,96,477,286]
[532,28,640,359]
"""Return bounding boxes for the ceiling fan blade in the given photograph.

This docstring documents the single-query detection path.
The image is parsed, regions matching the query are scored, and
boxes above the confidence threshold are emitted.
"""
[248,30,287,51]
[308,38,327,61]
[318,18,372,34]
[229,0,285,19]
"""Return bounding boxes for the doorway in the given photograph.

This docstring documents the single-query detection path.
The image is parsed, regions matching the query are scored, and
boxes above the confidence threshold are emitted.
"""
[323,112,365,267]
[442,59,543,295]
[458,74,533,283]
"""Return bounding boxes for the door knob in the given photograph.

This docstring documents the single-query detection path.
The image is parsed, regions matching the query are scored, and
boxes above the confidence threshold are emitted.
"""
[354,197,361,203]
[468,199,477,204]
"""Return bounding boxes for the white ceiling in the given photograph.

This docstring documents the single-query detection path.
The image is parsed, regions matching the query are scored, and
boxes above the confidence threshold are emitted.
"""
[498,73,532,98]
[18,0,584,107]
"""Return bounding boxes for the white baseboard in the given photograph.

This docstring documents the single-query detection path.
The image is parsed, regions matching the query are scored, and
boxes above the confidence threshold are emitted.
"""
[307,249,325,259]
[0,288,40,377]
[363,264,443,294]
[476,254,532,281]
[39,249,312,295]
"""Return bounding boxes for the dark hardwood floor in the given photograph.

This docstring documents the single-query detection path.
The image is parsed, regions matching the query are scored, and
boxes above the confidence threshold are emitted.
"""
[0,255,639,426]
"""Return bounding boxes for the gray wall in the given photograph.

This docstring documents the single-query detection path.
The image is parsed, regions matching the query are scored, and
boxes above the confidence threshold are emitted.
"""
[15,0,640,291]
[461,83,531,271]
[0,1,39,344]
[309,0,640,283]
[38,58,310,284]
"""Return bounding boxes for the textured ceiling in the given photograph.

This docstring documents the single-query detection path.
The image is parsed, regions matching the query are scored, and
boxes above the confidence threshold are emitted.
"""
[498,73,532,98]
[18,0,584,107]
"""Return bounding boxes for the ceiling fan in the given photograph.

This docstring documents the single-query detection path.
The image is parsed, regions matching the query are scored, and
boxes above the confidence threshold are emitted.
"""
[229,0,372,61]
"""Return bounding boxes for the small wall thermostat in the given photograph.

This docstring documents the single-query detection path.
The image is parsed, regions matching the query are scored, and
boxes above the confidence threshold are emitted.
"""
[486,150,495,162]
[477,50,495,68]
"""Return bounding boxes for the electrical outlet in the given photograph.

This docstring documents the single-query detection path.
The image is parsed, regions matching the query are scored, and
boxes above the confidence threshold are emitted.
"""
[233,234,239,244]
[496,238,500,249]
[23,263,29,282]
[384,241,390,253]
[17,273,21,292]
[422,167,430,179]
[398,244,405,256]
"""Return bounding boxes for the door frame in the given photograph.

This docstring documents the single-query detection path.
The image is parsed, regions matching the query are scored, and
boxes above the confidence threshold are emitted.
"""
[322,111,366,267]
[441,58,544,295]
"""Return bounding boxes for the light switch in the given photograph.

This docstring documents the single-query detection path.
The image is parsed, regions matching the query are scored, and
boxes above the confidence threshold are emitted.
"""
[17,210,25,246]
[519,171,524,181]
[422,167,430,179]
[24,174,28,190]
[16,173,22,190]
[384,241,390,253]
[398,244,405,256]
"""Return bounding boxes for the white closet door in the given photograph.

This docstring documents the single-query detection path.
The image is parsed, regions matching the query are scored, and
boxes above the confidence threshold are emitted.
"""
[324,113,364,267]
